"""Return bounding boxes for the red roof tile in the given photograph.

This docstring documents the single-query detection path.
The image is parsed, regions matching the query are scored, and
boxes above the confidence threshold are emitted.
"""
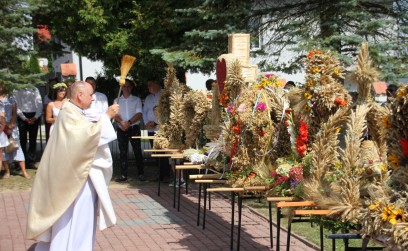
[372,81,387,94]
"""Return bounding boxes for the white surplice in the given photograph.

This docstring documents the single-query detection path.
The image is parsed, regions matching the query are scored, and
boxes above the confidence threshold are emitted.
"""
[34,114,117,251]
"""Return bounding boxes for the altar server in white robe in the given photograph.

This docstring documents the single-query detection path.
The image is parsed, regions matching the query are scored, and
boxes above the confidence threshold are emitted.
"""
[26,81,120,251]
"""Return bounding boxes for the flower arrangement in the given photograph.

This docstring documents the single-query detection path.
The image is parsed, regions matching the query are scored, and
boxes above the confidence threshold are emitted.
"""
[386,84,408,173]
[288,49,351,142]
[254,73,283,89]
[218,66,291,189]
[302,44,408,249]
[267,158,305,196]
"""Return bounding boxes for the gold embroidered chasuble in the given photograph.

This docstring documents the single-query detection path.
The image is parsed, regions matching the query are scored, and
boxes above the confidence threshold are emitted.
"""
[26,101,102,240]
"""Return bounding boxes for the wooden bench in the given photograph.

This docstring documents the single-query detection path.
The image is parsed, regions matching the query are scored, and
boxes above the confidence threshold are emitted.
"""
[266,197,300,249]
[195,179,227,227]
[173,164,215,210]
[275,201,316,251]
[205,186,266,251]
[148,151,181,196]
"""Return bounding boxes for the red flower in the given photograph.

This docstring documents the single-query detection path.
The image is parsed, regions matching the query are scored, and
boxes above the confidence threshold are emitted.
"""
[400,138,408,157]
[296,141,307,157]
[298,121,309,142]
[289,167,304,181]
[275,175,289,185]
[248,172,257,179]
[232,124,240,134]
[296,120,309,157]
[334,97,347,107]
[307,49,322,58]
[258,128,266,136]
[270,170,277,177]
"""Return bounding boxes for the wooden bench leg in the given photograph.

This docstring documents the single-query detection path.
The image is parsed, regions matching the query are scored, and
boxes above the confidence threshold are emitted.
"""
[320,224,324,251]
[158,158,162,196]
[185,168,188,195]
[230,191,235,251]
[203,183,208,230]
[177,169,181,211]
[276,207,281,251]
[208,183,211,210]
[286,213,293,251]
[237,193,243,251]
[269,202,273,249]
[197,182,201,226]
[361,237,370,251]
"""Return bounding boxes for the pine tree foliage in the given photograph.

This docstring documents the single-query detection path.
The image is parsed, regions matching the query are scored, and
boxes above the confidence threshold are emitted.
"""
[157,0,406,81]
[251,0,407,82]
[0,0,43,92]
[36,0,406,82]
[151,0,253,74]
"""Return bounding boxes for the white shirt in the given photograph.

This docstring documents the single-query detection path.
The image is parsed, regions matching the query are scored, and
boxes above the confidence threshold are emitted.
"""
[14,88,43,120]
[84,92,109,122]
[142,90,161,132]
[114,94,142,129]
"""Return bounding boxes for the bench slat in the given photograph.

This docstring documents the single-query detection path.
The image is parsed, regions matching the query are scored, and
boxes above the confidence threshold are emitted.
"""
[294,210,332,215]
[276,201,316,208]
[267,197,299,202]
[207,187,244,192]
[195,180,227,184]
[189,174,222,179]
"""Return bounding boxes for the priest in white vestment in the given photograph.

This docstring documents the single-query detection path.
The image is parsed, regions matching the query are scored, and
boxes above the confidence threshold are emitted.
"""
[26,81,120,251]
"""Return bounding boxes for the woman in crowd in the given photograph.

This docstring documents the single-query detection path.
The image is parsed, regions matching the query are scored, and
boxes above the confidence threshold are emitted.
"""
[0,86,30,179]
[0,102,7,175]
[45,83,67,134]
[44,77,59,142]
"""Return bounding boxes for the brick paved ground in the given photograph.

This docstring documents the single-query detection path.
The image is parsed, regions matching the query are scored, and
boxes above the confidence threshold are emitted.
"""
[0,182,317,251]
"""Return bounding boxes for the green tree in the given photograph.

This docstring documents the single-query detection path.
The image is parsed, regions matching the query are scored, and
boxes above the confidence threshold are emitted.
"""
[36,0,407,83]
[151,0,254,74]
[36,0,194,85]
[0,0,43,92]
[156,0,406,81]
[250,0,407,82]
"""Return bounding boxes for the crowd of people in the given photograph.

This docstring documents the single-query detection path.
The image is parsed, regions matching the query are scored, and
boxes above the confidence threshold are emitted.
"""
[0,77,164,250]
[0,76,163,182]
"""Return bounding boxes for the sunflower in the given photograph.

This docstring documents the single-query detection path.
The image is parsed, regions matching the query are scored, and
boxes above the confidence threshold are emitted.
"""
[306,80,314,88]
[333,68,341,75]
[390,208,406,225]
[382,115,391,129]
[304,92,312,99]
[388,153,400,169]
[381,165,387,173]
[397,88,407,98]
[382,205,395,221]
[369,201,380,211]
[304,105,311,112]
[312,67,320,73]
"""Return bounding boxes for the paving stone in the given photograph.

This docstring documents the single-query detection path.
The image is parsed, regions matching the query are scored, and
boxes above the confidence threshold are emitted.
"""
[0,182,318,250]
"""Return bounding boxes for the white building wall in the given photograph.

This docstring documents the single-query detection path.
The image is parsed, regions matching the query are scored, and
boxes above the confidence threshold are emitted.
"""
[72,53,104,80]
